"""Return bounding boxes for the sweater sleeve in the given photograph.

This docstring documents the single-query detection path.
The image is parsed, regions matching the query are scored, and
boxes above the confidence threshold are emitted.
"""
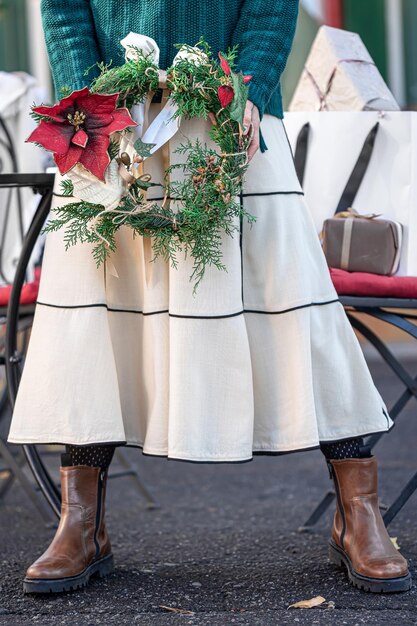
[41,0,102,99]
[231,0,299,118]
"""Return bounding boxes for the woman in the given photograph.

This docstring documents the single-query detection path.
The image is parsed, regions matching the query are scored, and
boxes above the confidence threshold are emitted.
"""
[8,0,411,595]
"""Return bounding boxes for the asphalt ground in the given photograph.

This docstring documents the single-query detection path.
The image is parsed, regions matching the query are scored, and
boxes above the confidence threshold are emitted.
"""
[1,356,417,625]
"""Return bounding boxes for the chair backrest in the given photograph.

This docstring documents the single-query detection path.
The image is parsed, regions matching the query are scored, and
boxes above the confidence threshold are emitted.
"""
[0,113,25,285]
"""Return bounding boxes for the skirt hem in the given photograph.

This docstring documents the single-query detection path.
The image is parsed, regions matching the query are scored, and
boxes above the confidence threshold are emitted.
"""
[7,420,394,464]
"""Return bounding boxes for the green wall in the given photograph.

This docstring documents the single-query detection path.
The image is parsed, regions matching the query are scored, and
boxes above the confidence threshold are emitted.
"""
[343,0,388,80]
[403,0,417,104]
[0,0,29,72]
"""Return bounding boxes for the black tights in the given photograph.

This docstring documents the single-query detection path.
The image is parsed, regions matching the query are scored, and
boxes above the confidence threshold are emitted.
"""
[320,437,371,460]
[63,445,115,470]
[63,437,371,469]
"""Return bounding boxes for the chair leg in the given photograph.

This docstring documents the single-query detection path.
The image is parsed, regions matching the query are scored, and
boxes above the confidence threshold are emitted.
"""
[383,472,417,526]
[113,448,159,509]
[298,490,335,533]
[301,308,417,530]
[0,438,55,525]
[0,444,25,499]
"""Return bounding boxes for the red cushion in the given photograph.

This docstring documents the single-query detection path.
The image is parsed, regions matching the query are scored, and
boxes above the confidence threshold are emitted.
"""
[330,267,417,298]
[0,267,40,306]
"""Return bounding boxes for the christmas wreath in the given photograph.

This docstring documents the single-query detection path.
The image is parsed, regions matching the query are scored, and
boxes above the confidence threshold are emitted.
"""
[28,36,256,289]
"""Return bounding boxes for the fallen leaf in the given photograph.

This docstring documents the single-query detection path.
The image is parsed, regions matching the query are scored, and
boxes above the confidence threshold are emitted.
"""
[288,596,326,610]
[390,537,400,550]
[159,605,194,615]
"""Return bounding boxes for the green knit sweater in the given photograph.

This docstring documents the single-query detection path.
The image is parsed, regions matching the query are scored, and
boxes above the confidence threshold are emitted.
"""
[40,0,299,121]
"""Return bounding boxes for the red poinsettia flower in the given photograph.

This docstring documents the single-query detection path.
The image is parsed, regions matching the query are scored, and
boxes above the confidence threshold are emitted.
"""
[27,87,137,181]
[217,53,253,108]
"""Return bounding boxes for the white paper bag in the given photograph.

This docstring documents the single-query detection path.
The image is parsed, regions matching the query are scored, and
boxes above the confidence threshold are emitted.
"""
[284,111,417,276]
[289,26,399,112]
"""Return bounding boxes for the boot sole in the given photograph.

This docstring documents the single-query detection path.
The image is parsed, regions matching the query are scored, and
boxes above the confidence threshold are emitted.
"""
[23,553,114,594]
[329,540,412,593]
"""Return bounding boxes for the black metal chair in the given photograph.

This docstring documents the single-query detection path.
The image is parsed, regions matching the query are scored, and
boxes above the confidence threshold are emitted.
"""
[0,111,56,522]
[0,172,55,522]
[300,296,417,531]
[0,114,25,284]
[1,171,158,521]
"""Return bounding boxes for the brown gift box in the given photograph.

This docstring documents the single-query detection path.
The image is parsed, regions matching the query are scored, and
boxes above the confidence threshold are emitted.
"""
[322,215,402,275]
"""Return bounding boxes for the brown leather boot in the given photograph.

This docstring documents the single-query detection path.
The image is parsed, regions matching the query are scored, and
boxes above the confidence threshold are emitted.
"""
[23,465,114,593]
[328,457,411,593]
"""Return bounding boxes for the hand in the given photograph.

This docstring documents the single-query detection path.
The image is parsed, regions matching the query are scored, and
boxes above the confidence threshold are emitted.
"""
[242,100,260,162]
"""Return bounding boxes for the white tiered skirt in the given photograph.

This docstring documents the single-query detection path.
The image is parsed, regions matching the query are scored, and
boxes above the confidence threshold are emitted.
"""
[8,108,392,462]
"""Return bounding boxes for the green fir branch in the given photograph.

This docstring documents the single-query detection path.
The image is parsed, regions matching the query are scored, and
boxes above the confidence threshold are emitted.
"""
[59,179,74,197]
[59,85,72,98]
[108,139,120,161]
